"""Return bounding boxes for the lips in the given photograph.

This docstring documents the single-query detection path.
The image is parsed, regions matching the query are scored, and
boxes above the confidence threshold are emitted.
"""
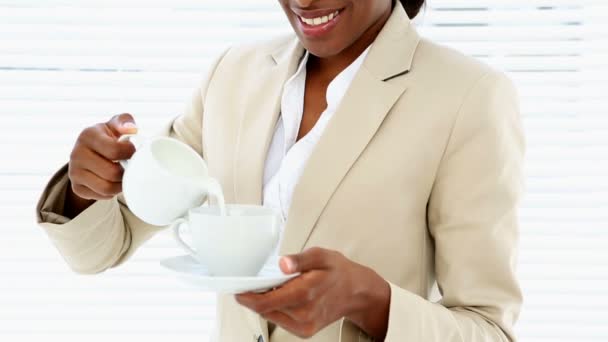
[294,6,343,18]
[292,7,345,38]
[298,10,340,26]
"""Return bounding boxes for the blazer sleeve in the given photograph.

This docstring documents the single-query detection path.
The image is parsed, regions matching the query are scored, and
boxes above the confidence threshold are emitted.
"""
[35,48,229,275]
[383,71,525,341]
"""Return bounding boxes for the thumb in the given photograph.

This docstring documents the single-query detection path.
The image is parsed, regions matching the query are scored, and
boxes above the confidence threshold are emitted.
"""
[279,247,333,274]
[107,113,138,137]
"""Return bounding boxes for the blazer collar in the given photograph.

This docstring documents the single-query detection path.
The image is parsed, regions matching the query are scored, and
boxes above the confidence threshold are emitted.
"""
[364,0,420,81]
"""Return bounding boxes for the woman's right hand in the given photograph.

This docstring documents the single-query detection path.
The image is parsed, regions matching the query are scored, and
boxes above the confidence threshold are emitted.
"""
[64,114,138,217]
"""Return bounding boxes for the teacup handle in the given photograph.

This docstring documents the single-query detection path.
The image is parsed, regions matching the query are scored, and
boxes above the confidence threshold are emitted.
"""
[170,218,197,257]
[117,134,141,170]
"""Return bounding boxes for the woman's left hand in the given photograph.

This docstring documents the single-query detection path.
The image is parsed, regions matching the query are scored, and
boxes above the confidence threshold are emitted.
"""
[235,247,391,340]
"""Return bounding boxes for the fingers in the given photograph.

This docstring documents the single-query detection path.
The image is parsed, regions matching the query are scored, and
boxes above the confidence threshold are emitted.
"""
[67,114,138,202]
[235,248,349,340]
[73,147,124,182]
[281,247,338,274]
[260,311,319,339]
[236,273,319,314]
[238,294,322,339]
[79,124,136,161]
[69,167,122,199]
[70,182,114,201]
[237,248,342,313]
[106,113,138,137]
[280,303,324,327]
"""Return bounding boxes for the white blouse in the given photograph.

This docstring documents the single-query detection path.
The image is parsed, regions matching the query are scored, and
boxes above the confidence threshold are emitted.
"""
[262,46,371,231]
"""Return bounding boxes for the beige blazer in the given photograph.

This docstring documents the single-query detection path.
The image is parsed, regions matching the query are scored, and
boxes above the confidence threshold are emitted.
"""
[37,2,525,341]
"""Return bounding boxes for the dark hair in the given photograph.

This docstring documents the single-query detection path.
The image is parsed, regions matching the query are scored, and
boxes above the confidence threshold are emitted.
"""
[398,0,425,19]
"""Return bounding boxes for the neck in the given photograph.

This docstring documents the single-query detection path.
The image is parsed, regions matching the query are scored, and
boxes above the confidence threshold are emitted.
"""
[307,8,391,80]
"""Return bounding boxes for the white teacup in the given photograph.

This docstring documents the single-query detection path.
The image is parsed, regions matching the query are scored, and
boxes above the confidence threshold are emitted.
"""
[170,205,282,277]
[118,134,222,226]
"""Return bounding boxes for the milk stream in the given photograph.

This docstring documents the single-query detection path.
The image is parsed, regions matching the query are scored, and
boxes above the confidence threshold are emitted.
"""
[202,177,227,216]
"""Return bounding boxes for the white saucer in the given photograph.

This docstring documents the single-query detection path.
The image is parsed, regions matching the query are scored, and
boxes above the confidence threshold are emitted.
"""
[160,255,299,294]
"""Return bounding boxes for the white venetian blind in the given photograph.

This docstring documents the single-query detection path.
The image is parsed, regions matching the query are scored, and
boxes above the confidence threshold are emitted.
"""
[0,1,606,341]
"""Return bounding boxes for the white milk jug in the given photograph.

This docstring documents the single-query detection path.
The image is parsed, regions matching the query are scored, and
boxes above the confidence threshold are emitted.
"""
[118,134,225,226]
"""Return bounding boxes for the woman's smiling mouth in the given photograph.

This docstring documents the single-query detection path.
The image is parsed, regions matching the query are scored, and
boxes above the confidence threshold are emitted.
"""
[294,8,344,38]
[298,10,340,26]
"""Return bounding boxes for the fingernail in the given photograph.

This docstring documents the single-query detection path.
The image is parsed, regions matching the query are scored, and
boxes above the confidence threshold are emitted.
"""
[282,257,296,273]
[122,122,137,130]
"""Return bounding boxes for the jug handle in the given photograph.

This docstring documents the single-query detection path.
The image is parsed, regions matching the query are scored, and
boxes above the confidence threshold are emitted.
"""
[117,134,141,170]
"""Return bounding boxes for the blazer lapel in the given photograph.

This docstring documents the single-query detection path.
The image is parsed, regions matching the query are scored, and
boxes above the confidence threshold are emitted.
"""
[279,3,421,255]
[234,39,305,205]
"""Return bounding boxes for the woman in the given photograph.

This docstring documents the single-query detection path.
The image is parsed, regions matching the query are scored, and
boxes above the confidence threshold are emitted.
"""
[36,0,525,341]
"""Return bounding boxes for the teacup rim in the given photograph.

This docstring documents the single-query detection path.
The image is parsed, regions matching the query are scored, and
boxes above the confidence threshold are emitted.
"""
[189,204,280,217]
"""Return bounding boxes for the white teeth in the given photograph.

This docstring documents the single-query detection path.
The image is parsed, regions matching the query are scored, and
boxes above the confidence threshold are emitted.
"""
[300,10,340,26]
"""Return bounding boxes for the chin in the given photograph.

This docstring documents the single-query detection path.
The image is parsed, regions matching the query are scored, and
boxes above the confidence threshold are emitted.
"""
[304,45,337,58]
[298,38,346,58]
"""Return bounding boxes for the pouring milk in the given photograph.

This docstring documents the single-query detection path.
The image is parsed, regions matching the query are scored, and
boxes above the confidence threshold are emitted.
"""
[118,134,226,226]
